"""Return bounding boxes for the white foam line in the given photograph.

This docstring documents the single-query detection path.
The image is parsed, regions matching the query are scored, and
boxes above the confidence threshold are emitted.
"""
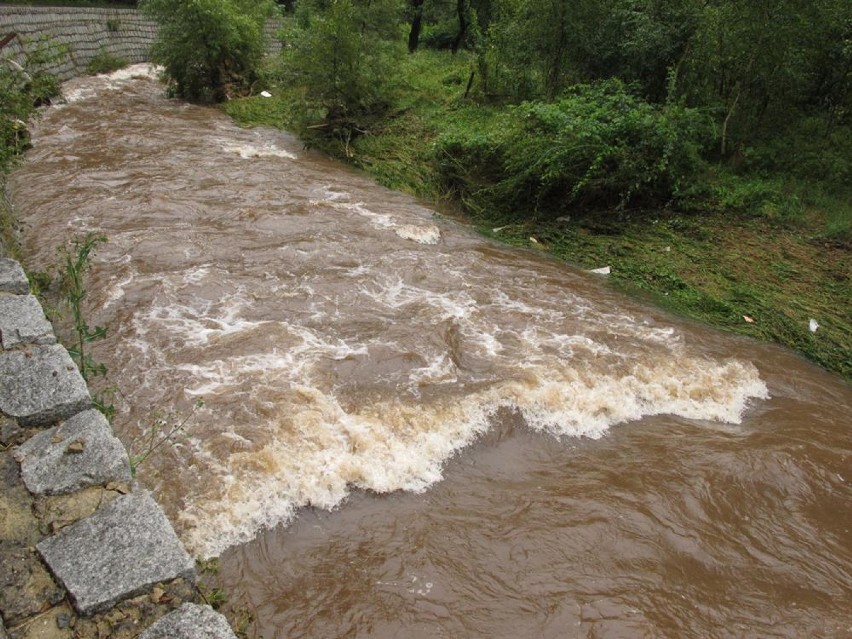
[313,196,441,244]
[220,143,296,160]
[177,353,768,558]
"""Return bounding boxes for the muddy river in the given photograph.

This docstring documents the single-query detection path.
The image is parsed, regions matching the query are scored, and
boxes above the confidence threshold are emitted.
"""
[10,67,851,638]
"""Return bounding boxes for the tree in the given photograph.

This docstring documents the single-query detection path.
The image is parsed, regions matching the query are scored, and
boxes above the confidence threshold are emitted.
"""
[476,0,604,99]
[451,0,469,53]
[677,0,851,154]
[141,0,276,103]
[288,0,404,122]
[408,0,426,52]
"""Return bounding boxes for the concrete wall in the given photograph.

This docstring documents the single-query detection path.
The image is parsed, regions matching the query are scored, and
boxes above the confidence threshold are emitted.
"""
[0,5,284,82]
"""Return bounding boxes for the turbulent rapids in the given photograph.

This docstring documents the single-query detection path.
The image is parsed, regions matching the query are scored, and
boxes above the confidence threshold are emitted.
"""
[11,67,852,638]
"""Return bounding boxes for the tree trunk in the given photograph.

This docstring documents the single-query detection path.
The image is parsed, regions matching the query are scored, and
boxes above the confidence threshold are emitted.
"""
[408,0,425,53]
[721,86,740,157]
[545,3,567,99]
[452,0,468,54]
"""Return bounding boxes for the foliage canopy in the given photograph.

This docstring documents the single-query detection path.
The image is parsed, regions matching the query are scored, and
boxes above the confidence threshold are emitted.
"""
[284,0,404,122]
[438,80,712,213]
[141,0,276,102]
[274,0,849,202]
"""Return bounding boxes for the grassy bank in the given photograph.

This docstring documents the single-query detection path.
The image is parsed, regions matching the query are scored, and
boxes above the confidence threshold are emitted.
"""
[224,50,851,379]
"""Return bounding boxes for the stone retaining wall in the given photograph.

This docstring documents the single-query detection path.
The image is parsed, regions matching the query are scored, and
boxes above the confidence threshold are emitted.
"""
[0,258,235,639]
[0,6,158,81]
[0,5,284,81]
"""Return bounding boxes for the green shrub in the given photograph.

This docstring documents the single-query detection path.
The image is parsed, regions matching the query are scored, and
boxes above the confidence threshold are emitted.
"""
[85,50,129,75]
[739,117,852,189]
[1,59,60,174]
[141,0,276,103]
[0,69,33,173]
[421,22,458,50]
[436,79,712,216]
[702,175,785,213]
[285,0,404,124]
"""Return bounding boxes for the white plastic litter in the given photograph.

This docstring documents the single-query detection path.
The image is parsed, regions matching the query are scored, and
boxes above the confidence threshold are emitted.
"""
[809,319,819,333]
[589,266,611,275]
[260,91,272,98]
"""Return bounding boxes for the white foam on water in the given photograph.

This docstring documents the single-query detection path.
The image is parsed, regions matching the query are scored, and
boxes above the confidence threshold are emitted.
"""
[488,290,566,323]
[136,299,271,348]
[61,64,162,104]
[408,354,458,385]
[509,358,770,437]
[177,343,768,558]
[168,324,370,397]
[112,249,768,559]
[102,267,136,309]
[113,243,770,560]
[364,275,478,322]
[395,224,442,244]
[313,192,441,244]
[105,63,162,82]
[179,387,497,556]
[61,85,100,104]
[220,143,296,160]
[479,330,504,357]
[183,265,212,285]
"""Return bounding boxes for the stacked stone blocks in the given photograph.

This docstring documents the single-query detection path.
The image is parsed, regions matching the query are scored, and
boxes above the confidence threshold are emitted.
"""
[0,7,158,82]
[0,258,235,639]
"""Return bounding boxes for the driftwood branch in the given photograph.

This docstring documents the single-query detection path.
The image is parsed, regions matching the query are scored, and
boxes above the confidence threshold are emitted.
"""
[0,33,18,50]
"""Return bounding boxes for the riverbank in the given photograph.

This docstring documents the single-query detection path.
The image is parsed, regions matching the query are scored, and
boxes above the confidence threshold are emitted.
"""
[222,50,851,380]
[0,255,238,639]
[0,59,241,636]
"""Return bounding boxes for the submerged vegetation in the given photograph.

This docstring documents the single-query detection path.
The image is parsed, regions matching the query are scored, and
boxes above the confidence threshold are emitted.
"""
[220,0,850,378]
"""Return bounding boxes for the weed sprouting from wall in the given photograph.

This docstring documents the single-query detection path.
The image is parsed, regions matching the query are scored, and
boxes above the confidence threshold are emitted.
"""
[58,233,116,419]
[128,399,204,477]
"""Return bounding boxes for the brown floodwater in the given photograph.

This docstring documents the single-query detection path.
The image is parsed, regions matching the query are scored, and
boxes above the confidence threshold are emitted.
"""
[10,67,852,638]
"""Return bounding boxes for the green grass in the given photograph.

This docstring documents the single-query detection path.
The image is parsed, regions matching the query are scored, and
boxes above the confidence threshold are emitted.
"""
[223,49,851,379]
[480,211,850,379]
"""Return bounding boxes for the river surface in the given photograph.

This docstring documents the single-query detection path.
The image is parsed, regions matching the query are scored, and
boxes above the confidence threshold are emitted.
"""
[10,67,852,638]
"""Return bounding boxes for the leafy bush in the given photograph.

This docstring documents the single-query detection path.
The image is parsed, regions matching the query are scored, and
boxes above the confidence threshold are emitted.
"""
[420,22,458,50]
[0,68,34,173]
[141,0,276,103]
[1,59,60,174]
[739,117,852,188]
[436,79,712,215]
[85,50,128,75]
[285,0,403,123]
